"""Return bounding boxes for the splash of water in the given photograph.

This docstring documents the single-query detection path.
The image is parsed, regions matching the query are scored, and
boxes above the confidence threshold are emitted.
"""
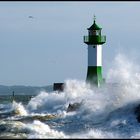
[106,53,140,105]
[11,101,28,116]
[25,120,68,139]
[26,54,140,123]
[2,53,140,138]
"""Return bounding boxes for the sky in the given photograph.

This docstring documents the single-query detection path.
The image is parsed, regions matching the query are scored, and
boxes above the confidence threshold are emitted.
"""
[0,1,140,86]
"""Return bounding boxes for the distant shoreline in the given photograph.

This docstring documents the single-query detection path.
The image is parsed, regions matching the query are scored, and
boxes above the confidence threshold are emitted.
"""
[0,85,53,95]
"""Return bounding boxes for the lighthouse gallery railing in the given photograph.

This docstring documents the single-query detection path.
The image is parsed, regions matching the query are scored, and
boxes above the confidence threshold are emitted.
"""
[84,35,106,45]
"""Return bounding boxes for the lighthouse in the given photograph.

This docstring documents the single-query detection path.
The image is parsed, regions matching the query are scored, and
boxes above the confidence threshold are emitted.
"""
[84,16,106,87]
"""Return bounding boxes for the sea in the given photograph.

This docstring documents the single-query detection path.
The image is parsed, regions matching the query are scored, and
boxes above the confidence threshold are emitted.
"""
[1,53,140,139]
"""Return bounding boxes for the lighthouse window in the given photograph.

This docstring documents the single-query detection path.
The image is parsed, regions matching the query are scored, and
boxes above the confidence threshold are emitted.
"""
[89,30,101,36]
[89,30,96,35]
[96,30,101,35]
[98,30,101,35]
[93,30,96,35]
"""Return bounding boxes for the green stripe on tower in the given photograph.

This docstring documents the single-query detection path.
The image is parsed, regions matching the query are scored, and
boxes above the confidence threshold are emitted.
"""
[86,66,104,86]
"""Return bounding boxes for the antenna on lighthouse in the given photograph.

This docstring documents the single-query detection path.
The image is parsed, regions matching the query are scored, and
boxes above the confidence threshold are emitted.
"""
[93,15,96,22]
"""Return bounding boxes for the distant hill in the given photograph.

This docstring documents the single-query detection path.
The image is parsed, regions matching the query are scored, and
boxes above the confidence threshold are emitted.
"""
[0,85,53,95]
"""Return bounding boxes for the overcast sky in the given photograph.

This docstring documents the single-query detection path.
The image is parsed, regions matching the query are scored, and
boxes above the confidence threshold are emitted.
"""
[0,1,140,86]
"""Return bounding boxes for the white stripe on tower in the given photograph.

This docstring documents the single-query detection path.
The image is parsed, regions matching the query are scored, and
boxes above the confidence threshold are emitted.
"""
[88,45,102,66]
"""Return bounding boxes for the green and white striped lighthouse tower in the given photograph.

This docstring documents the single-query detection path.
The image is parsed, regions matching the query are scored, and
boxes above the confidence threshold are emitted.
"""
[84,16,106,87]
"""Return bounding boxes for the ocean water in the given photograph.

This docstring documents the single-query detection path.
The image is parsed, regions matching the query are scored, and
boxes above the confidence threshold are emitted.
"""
[1,53,140,138]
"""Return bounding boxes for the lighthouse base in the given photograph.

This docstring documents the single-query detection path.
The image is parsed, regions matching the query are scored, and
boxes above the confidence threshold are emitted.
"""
[86,66,104,87]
